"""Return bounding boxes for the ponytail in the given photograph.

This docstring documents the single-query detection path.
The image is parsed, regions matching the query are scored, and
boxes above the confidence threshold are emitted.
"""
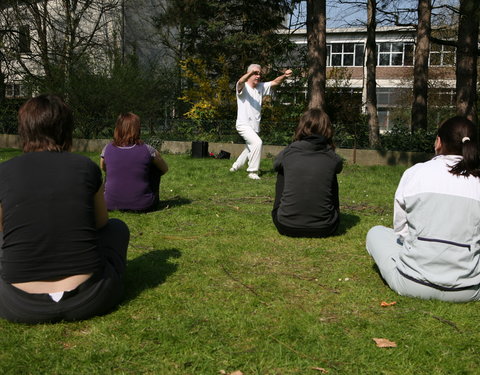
[438,116,480,177]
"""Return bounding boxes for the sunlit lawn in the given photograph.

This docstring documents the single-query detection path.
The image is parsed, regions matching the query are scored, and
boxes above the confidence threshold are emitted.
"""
[0,148,478,375]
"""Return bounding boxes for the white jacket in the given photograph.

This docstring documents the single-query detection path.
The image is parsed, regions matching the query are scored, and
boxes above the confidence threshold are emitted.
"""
[394,155,480,290]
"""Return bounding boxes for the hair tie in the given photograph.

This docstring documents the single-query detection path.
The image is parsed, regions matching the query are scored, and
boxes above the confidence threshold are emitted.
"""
[462,136,471,144]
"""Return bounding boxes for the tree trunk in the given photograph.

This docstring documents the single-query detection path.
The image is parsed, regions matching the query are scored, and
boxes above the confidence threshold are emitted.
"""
[456,0,479,123]
[306,0,327,111]
[0,68,5,106]
[411,0,431,132]
[366,0,379,147]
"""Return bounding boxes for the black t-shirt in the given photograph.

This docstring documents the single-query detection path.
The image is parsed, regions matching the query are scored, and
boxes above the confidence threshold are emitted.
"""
[0,151,104,283]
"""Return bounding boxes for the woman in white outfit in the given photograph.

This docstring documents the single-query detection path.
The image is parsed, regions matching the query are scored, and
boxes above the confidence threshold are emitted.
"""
[366,116,480,302]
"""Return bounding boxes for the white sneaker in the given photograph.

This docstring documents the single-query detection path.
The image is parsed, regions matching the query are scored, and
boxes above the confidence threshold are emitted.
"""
[229,165,238,172]
[248,173,261,180]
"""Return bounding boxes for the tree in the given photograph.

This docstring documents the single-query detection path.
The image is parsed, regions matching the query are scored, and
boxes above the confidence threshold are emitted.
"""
[306,0,327,110]
[153,0,294,79]
[365,0,379,147]
[0,0,120,94]
[455,0,479,123]
[152,0,295,120]
[411,0,431,131]
[0,1,180,137]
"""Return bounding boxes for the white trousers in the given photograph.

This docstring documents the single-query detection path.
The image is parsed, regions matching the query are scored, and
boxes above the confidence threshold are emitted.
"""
[366,225,480,302]
[232,124,262,172]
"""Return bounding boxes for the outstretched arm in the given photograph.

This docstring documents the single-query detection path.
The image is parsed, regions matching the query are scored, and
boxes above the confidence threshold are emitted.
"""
[237,69,258,93]
[270,69,293,87]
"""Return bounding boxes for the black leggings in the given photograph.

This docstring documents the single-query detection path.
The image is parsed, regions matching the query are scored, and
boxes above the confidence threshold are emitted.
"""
[0,218,130,324]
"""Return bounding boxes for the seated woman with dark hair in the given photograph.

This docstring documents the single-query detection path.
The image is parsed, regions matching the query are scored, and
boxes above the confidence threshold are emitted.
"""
[0,94,130,324]
[100,112,169,212]
[366,116,480,302]
[272,109,343,238]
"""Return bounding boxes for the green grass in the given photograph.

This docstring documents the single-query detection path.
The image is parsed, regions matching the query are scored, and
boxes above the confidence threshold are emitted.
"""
[1,148,479,375]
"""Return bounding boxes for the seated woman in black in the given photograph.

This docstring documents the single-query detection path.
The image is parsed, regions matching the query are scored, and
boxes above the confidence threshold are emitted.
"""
[0,94,130,324]
[272,109,343,238]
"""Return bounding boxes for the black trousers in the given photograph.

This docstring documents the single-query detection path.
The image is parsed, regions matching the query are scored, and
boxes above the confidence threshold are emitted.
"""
[0,218,129,324]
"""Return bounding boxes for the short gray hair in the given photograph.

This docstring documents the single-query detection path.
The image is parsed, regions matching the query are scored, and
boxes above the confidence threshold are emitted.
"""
[247,64,261,72]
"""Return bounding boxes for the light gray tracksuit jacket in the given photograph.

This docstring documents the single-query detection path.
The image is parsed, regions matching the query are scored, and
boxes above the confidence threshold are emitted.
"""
[394,155,480,290]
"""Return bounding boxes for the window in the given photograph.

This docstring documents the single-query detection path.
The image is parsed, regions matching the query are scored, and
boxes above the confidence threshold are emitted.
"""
[18,25,31,53]
[355,44,364,66]
[5,83,27,98]
[430,44,455,66]
[376,88,410,131]
[377,42,414,66]
[404,44,414,65]
[430,88,455,106]
[377,110,390,131]
[327,43,364,67]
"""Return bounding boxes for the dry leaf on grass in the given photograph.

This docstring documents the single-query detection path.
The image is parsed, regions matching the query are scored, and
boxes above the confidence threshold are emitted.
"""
[311,367,329,373]
[373,338,397,348]
[229,371,243,375]
[380,301,397,307]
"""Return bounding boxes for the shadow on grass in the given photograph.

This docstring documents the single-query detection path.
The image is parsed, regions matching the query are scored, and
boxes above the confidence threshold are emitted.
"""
[158,196,192,210]
[335,212,361,235]
[0,148,22,158]
[124,248,181,302]
[260,168,277,178]
[371,263,390,287]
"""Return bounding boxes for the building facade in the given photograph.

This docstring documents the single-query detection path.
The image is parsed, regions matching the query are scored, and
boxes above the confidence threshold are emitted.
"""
[285,25,457,130]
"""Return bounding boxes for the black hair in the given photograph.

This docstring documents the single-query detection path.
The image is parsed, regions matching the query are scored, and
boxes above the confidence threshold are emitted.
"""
[437,116,480,177]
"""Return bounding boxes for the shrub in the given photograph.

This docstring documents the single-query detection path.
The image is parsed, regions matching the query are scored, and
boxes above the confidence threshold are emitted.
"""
[0,99,22,134]
[380,124,437,153]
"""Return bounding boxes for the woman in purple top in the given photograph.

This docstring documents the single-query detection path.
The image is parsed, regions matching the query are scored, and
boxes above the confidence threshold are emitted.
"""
[100,113,169,211]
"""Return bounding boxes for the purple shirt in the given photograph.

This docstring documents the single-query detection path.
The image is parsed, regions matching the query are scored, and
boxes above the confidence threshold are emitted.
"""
[102,143,156,211]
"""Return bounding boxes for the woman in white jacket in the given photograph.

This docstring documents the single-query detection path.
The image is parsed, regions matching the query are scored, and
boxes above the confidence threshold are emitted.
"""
[366,116,480,302]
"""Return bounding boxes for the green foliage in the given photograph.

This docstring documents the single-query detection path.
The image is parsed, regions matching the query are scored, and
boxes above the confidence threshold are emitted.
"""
[27,54,177,139]
[177,58,236,141]
[178,56,236,140]
[154,0,295,84]
[334,116,371,149]
[380,123,437,153]
[0,99,23,134]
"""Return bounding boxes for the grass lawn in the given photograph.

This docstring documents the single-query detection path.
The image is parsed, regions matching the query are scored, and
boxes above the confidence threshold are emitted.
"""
[0,148,479,375]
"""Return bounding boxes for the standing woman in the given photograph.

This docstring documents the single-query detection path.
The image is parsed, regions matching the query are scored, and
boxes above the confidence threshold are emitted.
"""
[0,94,130,323]
[272,109,343,237]
[366,116,480,302]
[100,112,169,212]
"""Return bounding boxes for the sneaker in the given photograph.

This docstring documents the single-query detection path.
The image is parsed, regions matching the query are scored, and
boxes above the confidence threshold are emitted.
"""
[248,173,261,180]
[229,165,238,172]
